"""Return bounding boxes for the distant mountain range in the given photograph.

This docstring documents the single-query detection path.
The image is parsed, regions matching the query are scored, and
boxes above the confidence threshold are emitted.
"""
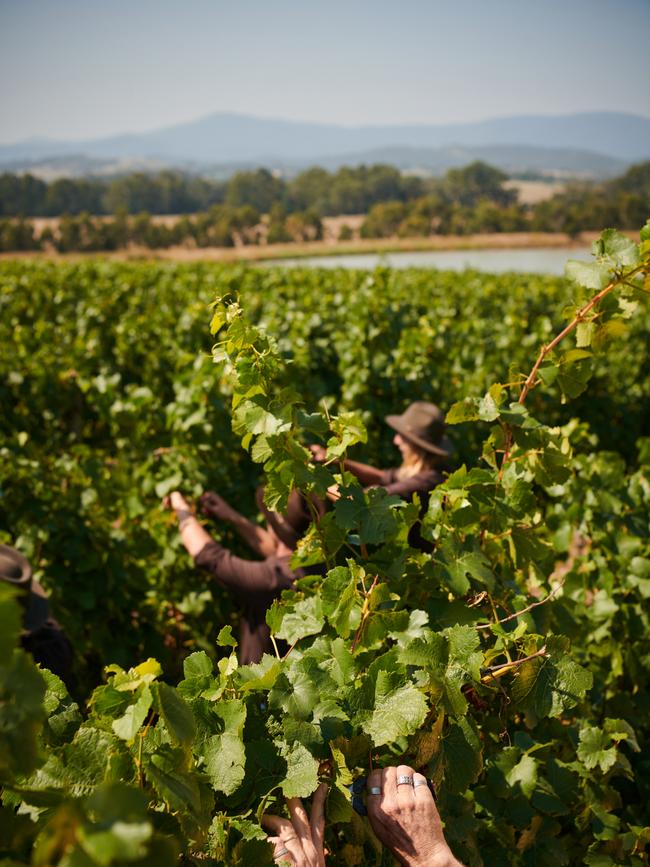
[1,111,648,180]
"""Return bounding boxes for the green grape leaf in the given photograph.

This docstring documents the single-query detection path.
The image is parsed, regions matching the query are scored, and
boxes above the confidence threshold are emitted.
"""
[183,651,213,679]
[510,636,592,719]
[79,821,152,865]
[112,687,152,743]
[577,726,618,773]
[326,411,367,461]
[217,625,238,648]
[0,648,47,780]
[358,671,428,747]
[152,683,196,746]
[432,537,495,595]
[154,473,183,499]
[593,229,640,268]
[432,717,483,795]
[446,398,480,424]
[576,321,595,348]
[320,566,363,637]
[204,731,247,796]
[144,746,202,816]
[41,668,82,745]
[556,353,593,400]
[280,742,319,798]
[565,260,610,290]
[269,595,325,644]
[57,725,132,795]
[333,486,402,546]
[269,670,320,721]
[478,384,506,422]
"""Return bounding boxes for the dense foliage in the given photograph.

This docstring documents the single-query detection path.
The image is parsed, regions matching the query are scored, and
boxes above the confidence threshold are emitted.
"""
[0,165,420,219]
[1,162,647,252]
[1,226,649,865]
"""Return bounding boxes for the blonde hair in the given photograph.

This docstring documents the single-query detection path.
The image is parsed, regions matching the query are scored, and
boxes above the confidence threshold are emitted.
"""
[395,438,438,481]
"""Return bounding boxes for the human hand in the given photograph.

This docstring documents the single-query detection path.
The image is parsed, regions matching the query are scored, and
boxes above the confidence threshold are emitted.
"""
[162,491,190,513]
[366,766,462,867]
[261,783,327,866]
[309,444,327,463]
[200,491,236,521]
[326,483,341,501]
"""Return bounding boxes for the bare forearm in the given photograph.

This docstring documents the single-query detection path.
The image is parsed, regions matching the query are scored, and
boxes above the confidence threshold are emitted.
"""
[176,510,214,558]
[228,512,278,557]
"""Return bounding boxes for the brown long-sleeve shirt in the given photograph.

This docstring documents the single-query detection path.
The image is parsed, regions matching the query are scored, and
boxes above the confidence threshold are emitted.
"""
[194,541,299,665]
[374,466,443,500]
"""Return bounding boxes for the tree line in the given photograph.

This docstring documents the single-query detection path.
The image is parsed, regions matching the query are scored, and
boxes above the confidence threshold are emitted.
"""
[0,164,422,218]
[0,161,647,252]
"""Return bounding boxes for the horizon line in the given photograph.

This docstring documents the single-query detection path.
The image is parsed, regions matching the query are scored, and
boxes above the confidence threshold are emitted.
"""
[2,108,650,149]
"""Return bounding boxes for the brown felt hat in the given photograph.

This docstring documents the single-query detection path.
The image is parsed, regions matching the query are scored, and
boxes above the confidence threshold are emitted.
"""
[255,487,324,549]
[385,401,453,458]
[0,544,49,631]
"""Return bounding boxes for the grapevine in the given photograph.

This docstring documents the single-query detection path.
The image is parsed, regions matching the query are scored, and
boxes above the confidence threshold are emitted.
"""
[0,223,649,865]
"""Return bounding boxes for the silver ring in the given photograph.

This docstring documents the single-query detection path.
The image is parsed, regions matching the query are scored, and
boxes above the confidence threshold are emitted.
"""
[397,775,414,786]
[368,786,382,795]
[413,779,429,788]
[275,846,290,859]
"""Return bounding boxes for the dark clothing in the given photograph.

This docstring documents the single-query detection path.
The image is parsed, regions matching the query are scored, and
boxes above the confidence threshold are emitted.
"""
[21,617,75,691]
[194,541,299,665]
[375,466,443,500]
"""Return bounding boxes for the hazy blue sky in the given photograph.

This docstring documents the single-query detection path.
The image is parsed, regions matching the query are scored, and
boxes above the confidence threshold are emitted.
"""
[1,0,648,144]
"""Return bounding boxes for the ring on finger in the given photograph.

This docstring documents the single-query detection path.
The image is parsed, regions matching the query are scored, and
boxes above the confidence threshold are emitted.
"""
[413,778,429,788]
[397,775,414,786]
[274,846,291,859]
[368,786,382,795]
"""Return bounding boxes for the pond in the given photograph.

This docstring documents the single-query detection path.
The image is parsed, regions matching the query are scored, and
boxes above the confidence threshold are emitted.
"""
[266,246,593,276]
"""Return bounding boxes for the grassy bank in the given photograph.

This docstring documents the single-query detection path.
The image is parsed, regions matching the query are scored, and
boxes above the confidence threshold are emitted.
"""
[0,230,604,264]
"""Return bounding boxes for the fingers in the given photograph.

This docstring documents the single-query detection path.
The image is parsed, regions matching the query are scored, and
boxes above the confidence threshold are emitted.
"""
[366,768,383,825]
[366,768,382,795]
[286,797,311,838]
[261,814,294,836]
[265,788,328,867]
[309,784,328,866]
[169,490,187,510]
[395,764,416,803]
[266,836,294,863]
[412,771,434,804]
[287,797,320,863]
[382,766,398,806]
[262,816,302,863]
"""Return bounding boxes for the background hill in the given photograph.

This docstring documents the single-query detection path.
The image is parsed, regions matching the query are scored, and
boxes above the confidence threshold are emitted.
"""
[1,111,648,180]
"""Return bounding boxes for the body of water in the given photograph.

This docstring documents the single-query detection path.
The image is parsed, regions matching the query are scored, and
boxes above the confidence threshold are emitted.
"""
[267,246,592,276]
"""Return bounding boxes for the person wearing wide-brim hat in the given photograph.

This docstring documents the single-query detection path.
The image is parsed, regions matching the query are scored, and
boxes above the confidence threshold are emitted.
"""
[0,545,74,687]
[311,401,453,504]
